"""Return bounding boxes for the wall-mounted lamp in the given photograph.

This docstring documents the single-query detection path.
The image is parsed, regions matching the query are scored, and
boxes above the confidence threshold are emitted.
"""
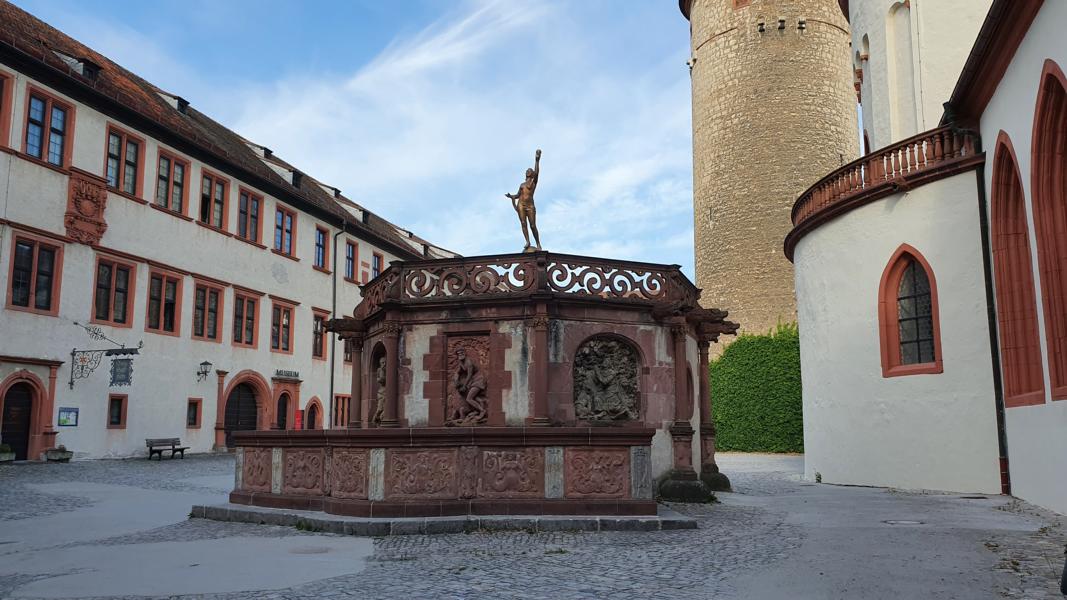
[197,361,213,382]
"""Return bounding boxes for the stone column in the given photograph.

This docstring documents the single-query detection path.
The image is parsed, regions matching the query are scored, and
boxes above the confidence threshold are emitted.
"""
[213,370,229,450]
[42,365,58,450]
[529,309,551,426]
[698,339,731,491]
[658,321,712,502]
[347,335,364,428]
[381,321,401,428]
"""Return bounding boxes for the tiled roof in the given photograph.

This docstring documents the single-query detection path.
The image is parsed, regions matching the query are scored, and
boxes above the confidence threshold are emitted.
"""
[0,0,453,260]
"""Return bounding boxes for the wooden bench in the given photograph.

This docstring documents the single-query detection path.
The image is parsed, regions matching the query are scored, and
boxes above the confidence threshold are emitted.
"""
[146,438,188,460]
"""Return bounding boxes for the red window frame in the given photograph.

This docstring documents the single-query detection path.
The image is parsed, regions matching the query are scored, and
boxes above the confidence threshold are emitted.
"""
[6,232,64,317]
[236,188,263,245]
[232,291,260,349]
[186,398,202,428]
[103,124,145,199]
[0,71,13,149]
[312,309,329,360]
[91,255,137,328]
[273,206,297,258]
[199,170,229,231]
[344,240,358,282]
[878,244,943,377]
[313,226,330,272]
[191,280,224,342]
[332,394,350,428]
[270,300,295,354]
[107,394,127,429]
[22,86,75,168]
[154,149,189,216]
[145,269,183,336]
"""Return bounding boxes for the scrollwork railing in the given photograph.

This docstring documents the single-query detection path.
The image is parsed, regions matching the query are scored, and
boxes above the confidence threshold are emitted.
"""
[352,252,699,319]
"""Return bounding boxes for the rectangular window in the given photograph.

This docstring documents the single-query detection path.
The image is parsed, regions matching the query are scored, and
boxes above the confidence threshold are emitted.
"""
[314,227,328,269]
[155,151,187,213]
[274,207,295,256]
[186,398,202,428]
[146,271,181,334]
[199,172,227,229]
[237,189,261,243]
[24,92,71,166]
[92,257,134,326]
[192,283,222,341]
[232,294,258,347]
[104,127,142,196]
[344,241,356,280]
[7,236,62,315]
[107,394,127,429]
[332,395,350,428]
[312,312,327,359]
[271,302,293,353]
[372,253,384,278]
[343,338,352,363]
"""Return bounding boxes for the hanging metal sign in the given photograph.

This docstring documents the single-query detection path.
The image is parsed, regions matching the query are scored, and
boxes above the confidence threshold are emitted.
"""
[69,322,143,389]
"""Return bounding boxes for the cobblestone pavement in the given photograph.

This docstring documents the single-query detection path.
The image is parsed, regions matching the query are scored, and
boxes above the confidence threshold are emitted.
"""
[0,452,1062,599]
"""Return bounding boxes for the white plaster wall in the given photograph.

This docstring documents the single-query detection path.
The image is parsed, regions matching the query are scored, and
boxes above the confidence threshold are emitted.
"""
[979,0,1067,515]
[402,325,432,426]
[849,0,990,150]
[499,320,530,426]
[0,67,409,458]
[794,172,1001,493]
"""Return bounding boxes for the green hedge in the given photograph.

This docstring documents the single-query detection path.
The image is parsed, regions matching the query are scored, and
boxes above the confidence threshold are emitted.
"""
[710,322,803,453]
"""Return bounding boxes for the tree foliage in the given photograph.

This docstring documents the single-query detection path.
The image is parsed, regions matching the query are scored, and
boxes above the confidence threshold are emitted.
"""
[710,322,803,453]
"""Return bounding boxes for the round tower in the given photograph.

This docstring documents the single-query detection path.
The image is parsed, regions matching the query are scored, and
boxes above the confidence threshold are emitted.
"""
[681,0,858,335]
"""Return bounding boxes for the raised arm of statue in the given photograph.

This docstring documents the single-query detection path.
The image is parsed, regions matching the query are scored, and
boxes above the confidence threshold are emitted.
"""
[532,149,541,186]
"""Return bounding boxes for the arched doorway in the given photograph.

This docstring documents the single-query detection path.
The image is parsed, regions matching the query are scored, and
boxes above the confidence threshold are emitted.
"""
[1,383,33,460]
[306,403,318,430]
[276,393,289,430]
[224,383,258,447]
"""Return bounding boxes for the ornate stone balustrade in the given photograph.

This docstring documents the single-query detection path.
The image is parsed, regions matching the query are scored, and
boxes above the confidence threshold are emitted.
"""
[785,126,983,260]
[354,252,699,319]
[230,427,657,517]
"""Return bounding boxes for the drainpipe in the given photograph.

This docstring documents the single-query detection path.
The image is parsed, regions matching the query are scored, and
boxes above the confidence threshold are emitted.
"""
[329,218,346,428]
[970,131,1011,495]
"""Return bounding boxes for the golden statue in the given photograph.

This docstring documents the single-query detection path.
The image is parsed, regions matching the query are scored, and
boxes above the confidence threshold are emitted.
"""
[505,149,542,252]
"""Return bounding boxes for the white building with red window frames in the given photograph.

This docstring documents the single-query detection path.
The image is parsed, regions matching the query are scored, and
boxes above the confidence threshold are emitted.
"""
[787,0,1067,515]
[0,1,454,460]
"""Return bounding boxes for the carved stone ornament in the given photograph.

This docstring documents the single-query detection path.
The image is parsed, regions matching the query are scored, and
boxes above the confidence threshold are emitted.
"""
[386,449,457,499]
[479,448,544,498]
[565,448,629,498]
[242,448,272,492]
[330,448,369,499]
[283,449,324,495]
[65,171,108,245]
[573,338,639,421]
[445,336,490,426]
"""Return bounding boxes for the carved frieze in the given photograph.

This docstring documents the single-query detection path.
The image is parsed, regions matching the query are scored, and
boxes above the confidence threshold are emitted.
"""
[65,171,108,245]
[573,338,639,421]
[565,448,630,499]
[242,448,272,493]
[445,336,490,426]
[385,449,457,499]
[283,449,325,495]
[479,448,544,498]
[458,446,479,499]
[330,448,369,499]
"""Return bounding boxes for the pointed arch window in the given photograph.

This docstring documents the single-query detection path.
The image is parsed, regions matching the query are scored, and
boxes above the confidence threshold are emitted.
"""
[991,133,1044,407]
[1030,59,1067,400]
[878,245,943,377]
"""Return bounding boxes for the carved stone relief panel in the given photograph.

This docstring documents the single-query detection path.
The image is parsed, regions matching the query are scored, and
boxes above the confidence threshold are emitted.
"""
[65,171,108,245]
[478,448,544,498]
[458,446,479,499]
[445,335,490,426]
[282,449,325,495]
[330,448,369,499]
[573,337,640,421]
[385,449,458,499]
[242,447,272,493]
[564,447,630,499]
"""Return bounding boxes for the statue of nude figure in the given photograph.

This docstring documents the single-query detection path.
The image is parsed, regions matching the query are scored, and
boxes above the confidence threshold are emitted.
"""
[505,149,542,252]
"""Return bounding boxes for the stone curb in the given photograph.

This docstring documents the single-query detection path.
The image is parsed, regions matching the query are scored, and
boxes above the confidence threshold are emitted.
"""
[190,503,697,537]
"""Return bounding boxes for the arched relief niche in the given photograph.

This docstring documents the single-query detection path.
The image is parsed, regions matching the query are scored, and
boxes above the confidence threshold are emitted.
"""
[573,335,641,422]
[369,342,387,426]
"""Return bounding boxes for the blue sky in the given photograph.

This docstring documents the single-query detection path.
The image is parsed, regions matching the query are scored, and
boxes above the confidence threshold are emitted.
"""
[15,0,697,275]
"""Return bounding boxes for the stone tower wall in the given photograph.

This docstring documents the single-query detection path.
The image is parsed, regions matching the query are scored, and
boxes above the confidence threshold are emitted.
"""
[686,0,859,335]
